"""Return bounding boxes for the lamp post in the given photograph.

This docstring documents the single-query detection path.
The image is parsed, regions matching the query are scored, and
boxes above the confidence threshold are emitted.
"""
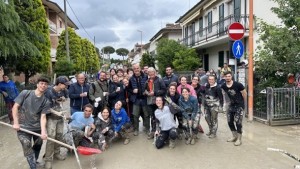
[137,30,143,47]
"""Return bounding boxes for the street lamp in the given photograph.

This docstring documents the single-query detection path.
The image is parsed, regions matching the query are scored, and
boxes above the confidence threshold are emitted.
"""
[137,30,143,47]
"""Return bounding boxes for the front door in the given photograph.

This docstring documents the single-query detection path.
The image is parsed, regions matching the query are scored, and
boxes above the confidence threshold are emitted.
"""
[204,54,209,71]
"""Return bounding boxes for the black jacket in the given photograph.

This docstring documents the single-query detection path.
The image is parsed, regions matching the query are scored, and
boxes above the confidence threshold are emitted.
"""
[68,82,90,110]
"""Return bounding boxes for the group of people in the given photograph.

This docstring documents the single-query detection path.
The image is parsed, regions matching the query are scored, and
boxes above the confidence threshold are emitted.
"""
[1,63,247,169]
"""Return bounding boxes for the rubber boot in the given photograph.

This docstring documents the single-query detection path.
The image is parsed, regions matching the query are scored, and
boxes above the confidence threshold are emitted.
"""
[45,161,52,169]
[234,133,242,146]
[227,131,237,142]
[26,153,37,169]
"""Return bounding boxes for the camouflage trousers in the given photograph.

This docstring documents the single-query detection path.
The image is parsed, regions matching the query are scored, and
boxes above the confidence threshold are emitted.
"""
[17,130,43,169]
[227,106,244,134]
[92,129,114,149]
[182,113,201,137]
[44,117,64,162]
[64,127,85,147]
[204,105,220,135]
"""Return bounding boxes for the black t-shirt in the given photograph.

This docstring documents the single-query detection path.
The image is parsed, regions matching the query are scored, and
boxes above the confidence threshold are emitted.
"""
[221,81,245,108]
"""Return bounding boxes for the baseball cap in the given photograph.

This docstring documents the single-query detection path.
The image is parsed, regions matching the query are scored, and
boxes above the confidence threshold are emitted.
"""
[56,76,70,85]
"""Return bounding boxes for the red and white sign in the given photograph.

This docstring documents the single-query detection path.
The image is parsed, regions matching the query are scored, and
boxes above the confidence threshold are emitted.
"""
[228,22,245,40]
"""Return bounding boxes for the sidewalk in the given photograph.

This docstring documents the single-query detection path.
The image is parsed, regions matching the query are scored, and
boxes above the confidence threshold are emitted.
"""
[0,113,299,169]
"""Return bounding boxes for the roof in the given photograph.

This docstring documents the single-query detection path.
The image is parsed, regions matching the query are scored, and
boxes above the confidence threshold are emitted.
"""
[43,0,78,29]
[175,0,205,23]
[149,24,182,42]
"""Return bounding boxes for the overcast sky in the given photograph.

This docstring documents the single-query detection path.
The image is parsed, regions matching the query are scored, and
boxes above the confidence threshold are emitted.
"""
[52,0,199,59]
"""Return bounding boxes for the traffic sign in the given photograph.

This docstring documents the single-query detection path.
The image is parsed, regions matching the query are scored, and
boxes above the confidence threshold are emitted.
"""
[228,22,245,40]
[232,40,244,59]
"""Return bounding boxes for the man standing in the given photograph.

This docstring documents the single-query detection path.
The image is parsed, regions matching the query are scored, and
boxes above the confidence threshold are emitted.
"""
[163,66,178,87]
[69,74,90,115]
[204,75,224,138]
[12,77,50,169]
[129,63,150,136]
[144,67,166,139]
[89,71,109,117]
[44,76,69,169]
[0,74,19,123]
[221,63,232,74]
[221,72,247,146]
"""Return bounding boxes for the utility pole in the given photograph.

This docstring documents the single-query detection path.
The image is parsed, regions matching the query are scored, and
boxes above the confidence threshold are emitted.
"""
[137,30,143,46]
[248,0,254,121]
[64,0,70,62]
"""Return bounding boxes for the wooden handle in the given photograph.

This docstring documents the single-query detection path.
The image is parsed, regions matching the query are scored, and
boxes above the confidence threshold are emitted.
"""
[0,121,74,150]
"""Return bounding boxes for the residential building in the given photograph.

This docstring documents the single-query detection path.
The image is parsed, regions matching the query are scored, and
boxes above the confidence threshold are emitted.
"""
[129,43,150,65]
[42,0,78,67]
[149,23,182,56]
[176,0,280,72]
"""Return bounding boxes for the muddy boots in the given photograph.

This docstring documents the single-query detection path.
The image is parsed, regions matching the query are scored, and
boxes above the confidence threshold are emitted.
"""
[234,133,242,146]
[190,134,196,145]
[227,131,238,142]
[169,139,175,149]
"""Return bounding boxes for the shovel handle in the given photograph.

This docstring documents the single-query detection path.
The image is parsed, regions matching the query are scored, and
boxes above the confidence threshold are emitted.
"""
[0,121,74,150]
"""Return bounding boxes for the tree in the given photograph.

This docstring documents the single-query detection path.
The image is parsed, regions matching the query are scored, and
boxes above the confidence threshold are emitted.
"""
[102,46,115,64]
[0,1,41,59]
[116,48,129,63]
[12,0,51,84]
[156,38,185,75]
[81,38,100,74]
[57,28,84,72]
[255,0,300,88]
[173,48,201,71]
[140,52,155,68]
[54,58,74,76]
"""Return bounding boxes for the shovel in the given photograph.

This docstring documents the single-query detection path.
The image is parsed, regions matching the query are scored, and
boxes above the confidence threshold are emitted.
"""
[0,121,102,167]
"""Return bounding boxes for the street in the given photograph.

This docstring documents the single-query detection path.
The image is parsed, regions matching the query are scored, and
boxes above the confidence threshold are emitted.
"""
[0,113,300,169]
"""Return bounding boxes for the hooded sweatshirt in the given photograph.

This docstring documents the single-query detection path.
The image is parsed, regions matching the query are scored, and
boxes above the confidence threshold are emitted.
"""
[111,108,130,132]
[94,113,112,133]
[155,106,177,131]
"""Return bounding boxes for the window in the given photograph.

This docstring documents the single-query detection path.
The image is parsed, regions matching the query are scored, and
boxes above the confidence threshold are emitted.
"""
[207,11,212,33]
[60,21,63,28]
[219,3,225,35]
[234,0,241,22]
[191,22,195,45]
[199,17,203,37]
[184,27,188,45]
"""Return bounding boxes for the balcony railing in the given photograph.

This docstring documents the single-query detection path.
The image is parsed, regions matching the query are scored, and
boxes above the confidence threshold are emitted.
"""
[48,19,57,33]
[180,14,254,48]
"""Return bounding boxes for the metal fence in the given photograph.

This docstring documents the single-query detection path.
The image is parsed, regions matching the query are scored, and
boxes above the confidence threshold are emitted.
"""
[253,87,300,125]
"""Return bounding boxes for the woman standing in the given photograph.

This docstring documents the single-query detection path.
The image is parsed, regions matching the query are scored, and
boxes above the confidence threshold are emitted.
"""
[154,96,177,149]
[177,76,196,97]
[108,74,125,110]
[179,87,200,145]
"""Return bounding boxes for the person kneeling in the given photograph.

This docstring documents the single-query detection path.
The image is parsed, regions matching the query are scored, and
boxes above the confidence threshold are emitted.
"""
[154,96,178,149]
[67,104,95,147]
[92,107,114,151]
[111,101,131,145]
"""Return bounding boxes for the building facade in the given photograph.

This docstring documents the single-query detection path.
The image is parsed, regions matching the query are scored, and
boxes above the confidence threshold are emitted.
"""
[176,0,280,72]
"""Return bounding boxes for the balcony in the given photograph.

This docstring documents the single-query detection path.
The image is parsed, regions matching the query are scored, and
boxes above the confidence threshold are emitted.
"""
[48,19,57,33]
[180,14,255,48]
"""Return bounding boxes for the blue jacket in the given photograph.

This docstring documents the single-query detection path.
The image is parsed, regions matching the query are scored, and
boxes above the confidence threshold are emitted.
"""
[179,95,199,120]
[129,72,148,105]
[111,108,130,132]
[68,82,90,110]
[0,80,19,103]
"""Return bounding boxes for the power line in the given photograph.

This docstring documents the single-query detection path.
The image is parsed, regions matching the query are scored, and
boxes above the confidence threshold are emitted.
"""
[66,0,93,41]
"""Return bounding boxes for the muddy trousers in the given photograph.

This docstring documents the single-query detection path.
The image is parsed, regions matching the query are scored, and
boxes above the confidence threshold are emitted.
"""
[149,104,157,132]
[155,128,177,149]
[227,106,244,134]
[6,101,14,123]
[205,106,219,135]
[182,113,201,137]
[17,130,43,169]
[132,104,150,132]
[44,117,64,162]
[92,129,114,149]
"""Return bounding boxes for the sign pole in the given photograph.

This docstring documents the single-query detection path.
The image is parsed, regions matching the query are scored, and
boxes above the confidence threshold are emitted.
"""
[234,58,237,81]
[248,0,254,121]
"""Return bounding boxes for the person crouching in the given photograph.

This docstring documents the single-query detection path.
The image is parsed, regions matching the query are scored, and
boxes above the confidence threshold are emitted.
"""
[154,96,177,149]
[111,101,131,145]
[92,107,114,151]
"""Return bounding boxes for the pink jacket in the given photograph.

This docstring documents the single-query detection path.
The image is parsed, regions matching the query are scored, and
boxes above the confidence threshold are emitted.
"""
[177,84,197,97]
